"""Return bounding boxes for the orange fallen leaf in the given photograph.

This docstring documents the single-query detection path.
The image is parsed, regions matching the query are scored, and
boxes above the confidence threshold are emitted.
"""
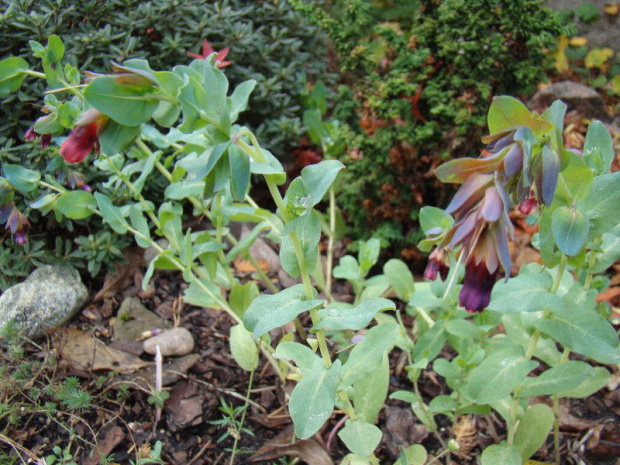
[603,3,619,15]
[596,286,620,303]
[49,328,150,373]
[233,258,269,274]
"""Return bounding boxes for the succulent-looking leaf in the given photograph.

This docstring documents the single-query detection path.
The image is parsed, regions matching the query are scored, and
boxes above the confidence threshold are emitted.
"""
[0,56,29,96]
[289,359,341,439]
[230,324,258,371]
[243,284,324,338]
[514,405,554,462]
[315,298,395,331]
[552,206,589,256]
[338,420,382,458]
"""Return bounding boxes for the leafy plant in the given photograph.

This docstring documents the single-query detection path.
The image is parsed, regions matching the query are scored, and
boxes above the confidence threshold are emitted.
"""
[1,33,618,465]
[292,0,570,257]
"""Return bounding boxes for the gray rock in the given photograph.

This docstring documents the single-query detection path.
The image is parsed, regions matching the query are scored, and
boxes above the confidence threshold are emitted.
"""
[111,297,171,341]
[529,81,610,121]
[143,327,194,357]
[0,266,88,339]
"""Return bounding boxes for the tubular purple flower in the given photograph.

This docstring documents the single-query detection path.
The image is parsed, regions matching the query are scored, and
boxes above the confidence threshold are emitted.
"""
[424,248,449,281]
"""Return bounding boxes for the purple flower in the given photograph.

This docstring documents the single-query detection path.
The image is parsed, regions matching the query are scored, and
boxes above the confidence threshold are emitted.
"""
[25,125,52,149]
[0,203,29,246]
[459,259,499,313]
[59,109,108,164]
[424,248,449,281]
[67,171,93,193]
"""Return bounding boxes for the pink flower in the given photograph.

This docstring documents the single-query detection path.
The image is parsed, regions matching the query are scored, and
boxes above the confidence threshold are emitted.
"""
[187,39,232,68]
[59,109,108,164]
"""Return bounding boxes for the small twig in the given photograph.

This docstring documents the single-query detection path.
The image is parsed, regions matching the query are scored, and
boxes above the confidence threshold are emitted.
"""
[326,414,348,451]
[175,372,268,413]
[187,439,213,465]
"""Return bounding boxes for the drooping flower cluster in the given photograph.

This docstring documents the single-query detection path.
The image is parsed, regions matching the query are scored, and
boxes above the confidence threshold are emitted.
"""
[0,202,29,245]
[423,119,560,313]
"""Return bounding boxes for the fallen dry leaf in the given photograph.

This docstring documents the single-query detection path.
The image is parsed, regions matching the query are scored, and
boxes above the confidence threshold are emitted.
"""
[94,247,144,301]
[596,286,620,303]
[49,328,150,373]
[250,425,333,465]
[85,426,125,465]
[603,3,620,15]
[233,258,269,274]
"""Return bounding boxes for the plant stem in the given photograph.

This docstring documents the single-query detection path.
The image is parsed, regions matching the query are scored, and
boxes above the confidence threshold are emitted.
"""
[229,368,254,465]
[442,251,463,300]
[325,186,336,301]
[508,254,568,446]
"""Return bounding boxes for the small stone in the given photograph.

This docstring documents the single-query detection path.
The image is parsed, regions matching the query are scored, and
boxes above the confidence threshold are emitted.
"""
[528,81,610,121]
[111,297,171,342]
[0,266,88,339]
[144,327,194,356]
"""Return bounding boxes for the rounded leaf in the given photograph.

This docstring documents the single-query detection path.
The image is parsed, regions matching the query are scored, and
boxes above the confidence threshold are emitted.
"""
[552,206,589,256]
[56,190,96,220]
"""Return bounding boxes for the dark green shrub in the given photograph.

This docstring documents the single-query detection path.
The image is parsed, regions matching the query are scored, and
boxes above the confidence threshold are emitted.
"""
[293,0,569,261]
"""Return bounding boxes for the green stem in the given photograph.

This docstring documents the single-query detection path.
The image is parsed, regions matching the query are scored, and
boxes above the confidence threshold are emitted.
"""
[442,251,464,300]
[552,395,561,465]
[325,186,336,301]
[229,368,254,465]
[583,237,601,291]
[24,70,46,79]
[508,254,568,446]
[38,181,66,195]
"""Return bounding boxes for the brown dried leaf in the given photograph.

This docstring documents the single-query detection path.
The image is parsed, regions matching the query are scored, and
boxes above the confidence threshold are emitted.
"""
[233,258,269,274]
[94,247,144,301]
[603,3,620,15]
[85,426,124,465]
[249,425,333,465]
[49,328,150,373]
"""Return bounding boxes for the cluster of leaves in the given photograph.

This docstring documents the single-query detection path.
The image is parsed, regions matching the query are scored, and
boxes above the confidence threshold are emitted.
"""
[552,34,620,97]
[292,0,570,256]
[1,31,619,465]
[0,0,328,157]
[0,0,328,286]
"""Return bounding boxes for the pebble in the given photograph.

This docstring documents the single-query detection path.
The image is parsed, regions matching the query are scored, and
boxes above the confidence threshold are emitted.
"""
[143,327,195,356]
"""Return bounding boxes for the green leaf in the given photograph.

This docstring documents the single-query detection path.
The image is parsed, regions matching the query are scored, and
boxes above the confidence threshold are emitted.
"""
[164,181,205,200]
[183,277,222,309]
[84,76,158,126]
[556,367,610,398]
[42,35,65,88]
[383,259,415,300]
[228,79,256,123]
[228,144,250,201]
[579,171,620,239]
[552,206,589,256]
[315,298,395,331]
[429,395,459,413]
[411,324,447,363]
[243,284,324,338]
[129,206,151,248]
[0,57,29,97]
[3,164,40,193]
[516,361,595,397]
[273,341,320,374]
[200,59,230,133]
[340,322,399,388]
[56,191,96,220]
[289,359,341,439]
[466,348,538,403]
[280,210,321,279]
[229,324,258,371]
[514,404,554,461]
[98,121,141,155]
[94,193,127,234]
[358,238,380,277]
[391,445,427,465]
[229,282,259,319]
[480,444,521,465]
[333,255,361,282]
[353,353,389,424]
[488,269,563,313]
[338,420,382,458]
[300,160,344,207]
[487,96,552,136]
[535,305,620,364]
